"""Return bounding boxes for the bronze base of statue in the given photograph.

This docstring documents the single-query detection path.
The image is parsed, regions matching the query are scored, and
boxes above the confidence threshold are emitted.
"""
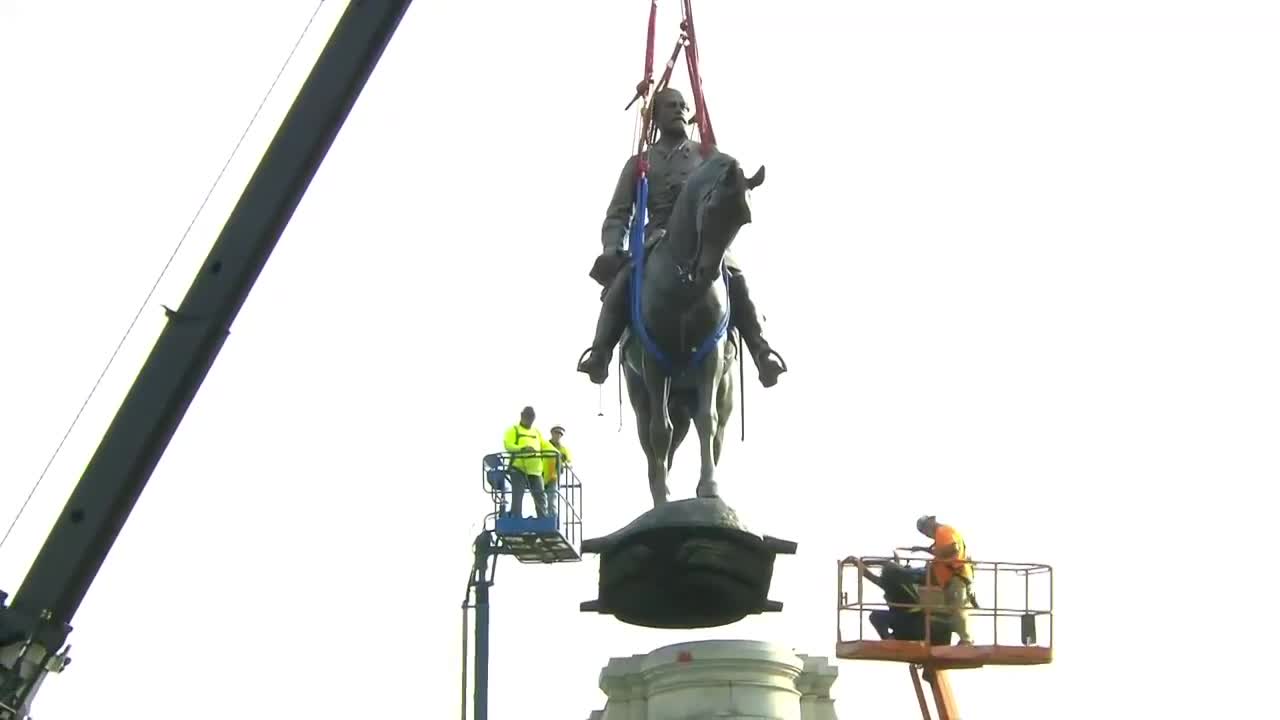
[579,497,797,629]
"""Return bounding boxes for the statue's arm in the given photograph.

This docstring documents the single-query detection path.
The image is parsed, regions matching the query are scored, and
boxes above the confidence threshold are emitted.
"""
[600,154,640,253]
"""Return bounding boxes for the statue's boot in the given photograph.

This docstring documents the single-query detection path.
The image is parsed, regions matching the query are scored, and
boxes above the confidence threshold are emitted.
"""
[577,269,631,384]
[726,271,788,388]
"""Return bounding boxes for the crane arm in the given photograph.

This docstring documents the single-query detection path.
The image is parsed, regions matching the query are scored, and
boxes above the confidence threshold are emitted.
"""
[0,2,415,717]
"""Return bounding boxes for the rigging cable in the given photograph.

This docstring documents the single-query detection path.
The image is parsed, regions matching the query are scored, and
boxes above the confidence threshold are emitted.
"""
[0,0,329,556]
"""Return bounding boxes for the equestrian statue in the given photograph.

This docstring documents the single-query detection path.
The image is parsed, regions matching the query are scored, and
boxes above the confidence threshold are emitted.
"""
[576,87,796,630]
[577,87,788,391]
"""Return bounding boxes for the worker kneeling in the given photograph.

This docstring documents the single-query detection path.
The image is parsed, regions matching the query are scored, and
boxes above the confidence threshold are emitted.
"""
[854,558,953,644]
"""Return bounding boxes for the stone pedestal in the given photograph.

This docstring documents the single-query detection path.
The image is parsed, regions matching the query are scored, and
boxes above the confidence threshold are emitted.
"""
[587,639,839,720]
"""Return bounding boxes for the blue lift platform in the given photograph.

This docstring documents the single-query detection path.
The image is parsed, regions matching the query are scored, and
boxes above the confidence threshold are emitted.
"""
[481,451,583,563]
[461,451,585,720]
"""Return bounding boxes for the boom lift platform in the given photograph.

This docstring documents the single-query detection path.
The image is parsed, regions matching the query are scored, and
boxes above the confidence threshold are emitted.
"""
[460,452,584,720]
[481,452,583,563]
[836,555,1053,720]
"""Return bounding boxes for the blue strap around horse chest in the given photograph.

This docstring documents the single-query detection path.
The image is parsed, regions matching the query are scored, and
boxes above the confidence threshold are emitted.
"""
[689,268,731,368]
[628,174,731,377]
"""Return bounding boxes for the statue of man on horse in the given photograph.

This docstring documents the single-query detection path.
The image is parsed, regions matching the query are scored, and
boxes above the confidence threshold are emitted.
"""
[576,87,788,390]
[573,9,800,632]
[575,138,797,628]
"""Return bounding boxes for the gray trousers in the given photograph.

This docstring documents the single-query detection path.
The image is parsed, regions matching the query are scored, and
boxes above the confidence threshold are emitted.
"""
[508,468,547,518]
[943,576,973,643]
[544,481,559,517]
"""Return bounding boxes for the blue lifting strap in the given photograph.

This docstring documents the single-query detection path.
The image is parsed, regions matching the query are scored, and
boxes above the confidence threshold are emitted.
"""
[628,173,731,377]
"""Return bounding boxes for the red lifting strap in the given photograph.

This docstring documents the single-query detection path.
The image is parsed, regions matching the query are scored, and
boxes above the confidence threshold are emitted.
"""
[680,0,716,155]
[627,0,660,174]
[626,0,659,113]
[627,0,720,171]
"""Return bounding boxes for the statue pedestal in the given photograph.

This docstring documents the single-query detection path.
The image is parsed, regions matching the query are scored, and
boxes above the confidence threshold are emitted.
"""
[587,639,840,720]
[579,497,797,629]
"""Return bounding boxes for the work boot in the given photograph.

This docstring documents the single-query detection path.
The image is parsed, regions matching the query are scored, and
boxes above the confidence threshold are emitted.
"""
[726,271,788,387]
[577,269,631,384]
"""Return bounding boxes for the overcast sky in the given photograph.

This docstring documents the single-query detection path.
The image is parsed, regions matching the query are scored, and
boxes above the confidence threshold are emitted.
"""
[1,1,1276,718]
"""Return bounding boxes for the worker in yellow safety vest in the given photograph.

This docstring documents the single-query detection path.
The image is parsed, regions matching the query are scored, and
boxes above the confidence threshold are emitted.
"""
[543,425,573,518]
[909,515,974,645]
[503,406,550,518]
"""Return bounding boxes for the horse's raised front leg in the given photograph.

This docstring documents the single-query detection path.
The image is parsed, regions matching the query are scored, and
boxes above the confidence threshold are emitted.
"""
[693,350,724,499]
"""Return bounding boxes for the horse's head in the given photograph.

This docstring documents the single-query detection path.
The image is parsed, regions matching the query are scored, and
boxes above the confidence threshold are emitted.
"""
[689,153,766,280]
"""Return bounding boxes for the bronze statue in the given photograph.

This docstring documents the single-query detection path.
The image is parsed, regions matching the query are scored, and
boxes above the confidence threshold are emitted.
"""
[576,88,797,631]
[577,148,797,627]
[624,148,759,505]
[576,88,788,390]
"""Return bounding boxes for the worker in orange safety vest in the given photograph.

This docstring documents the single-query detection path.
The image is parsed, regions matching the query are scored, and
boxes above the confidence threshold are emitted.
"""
[909,514,974,645]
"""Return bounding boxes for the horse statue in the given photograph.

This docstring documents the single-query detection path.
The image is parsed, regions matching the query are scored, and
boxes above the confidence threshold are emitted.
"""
[579,151,797,629]
[621,150,764,508]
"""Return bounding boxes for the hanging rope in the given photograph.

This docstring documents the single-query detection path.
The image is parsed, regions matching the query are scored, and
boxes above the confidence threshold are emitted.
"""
[0,0,329,556]
[739,331,746,441]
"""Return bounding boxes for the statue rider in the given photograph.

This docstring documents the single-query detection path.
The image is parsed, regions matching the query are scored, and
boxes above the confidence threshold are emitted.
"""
[576,87,788,387]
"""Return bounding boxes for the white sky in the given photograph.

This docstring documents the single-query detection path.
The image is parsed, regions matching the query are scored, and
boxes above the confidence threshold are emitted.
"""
[1,1,1277,718]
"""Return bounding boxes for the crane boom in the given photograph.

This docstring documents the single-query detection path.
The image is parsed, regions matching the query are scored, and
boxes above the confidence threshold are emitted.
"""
[0,2,415,716]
